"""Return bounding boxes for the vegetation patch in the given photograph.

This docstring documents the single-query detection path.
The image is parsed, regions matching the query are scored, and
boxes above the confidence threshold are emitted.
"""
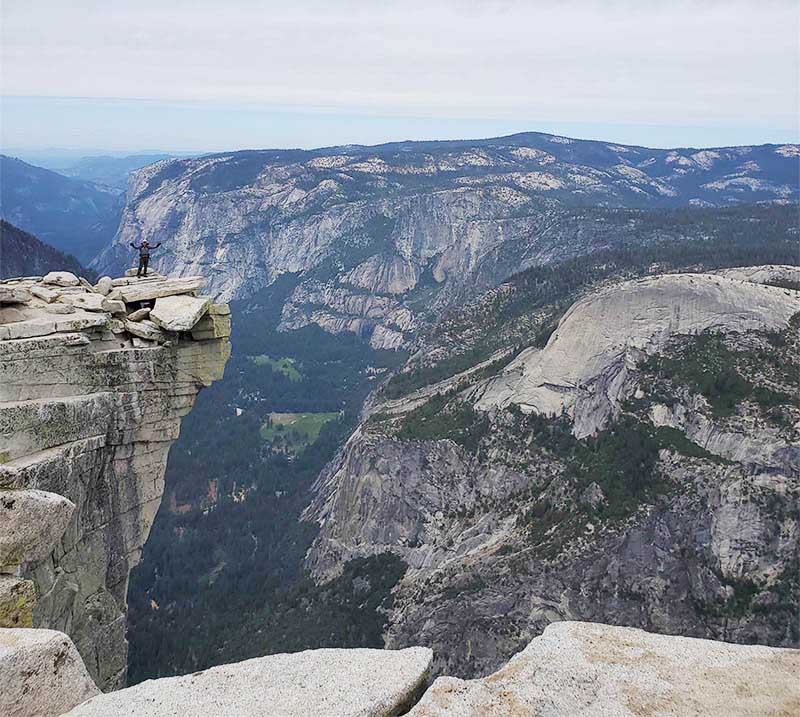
[641,332,797,418]
[260,412,341,456]
[395,391,490,453]
[249,355,303,382]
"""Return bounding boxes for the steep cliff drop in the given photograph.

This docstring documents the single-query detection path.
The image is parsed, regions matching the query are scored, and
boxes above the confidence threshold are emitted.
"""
[0,270,231,691]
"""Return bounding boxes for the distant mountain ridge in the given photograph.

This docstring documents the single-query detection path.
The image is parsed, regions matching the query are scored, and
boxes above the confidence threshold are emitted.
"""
[0,155,123,263]
[92,132,799,348]
[55,154,179,190]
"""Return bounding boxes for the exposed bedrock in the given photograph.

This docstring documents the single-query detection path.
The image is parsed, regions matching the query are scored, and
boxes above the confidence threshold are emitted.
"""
[0,271,231,691]
[473,272,800,437]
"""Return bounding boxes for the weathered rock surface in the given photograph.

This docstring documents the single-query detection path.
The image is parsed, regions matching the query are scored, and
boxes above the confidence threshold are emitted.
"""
[0,490,75,567]
[0,628,99,717]
[0,272,231,690]
[67,646,433,717]
[0,576,35,627]
[42,271,80,287]
[408,622,800,717]
[150,294,210,332]
[473,273,800,437]
[305,267,800,681]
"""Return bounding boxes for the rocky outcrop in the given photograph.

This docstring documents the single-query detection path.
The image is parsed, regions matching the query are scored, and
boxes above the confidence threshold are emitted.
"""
[473,272,800,437]
[0,628,99,717]
[304,267,800,680]
[9,621,799,716]
[0,270,231,691]
[408,622,800,716]
[67,646,433,716]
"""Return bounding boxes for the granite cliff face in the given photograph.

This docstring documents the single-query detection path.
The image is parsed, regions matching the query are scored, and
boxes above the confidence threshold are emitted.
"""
[0,270,230,690]
[91,135,799,349]
[304,268,800,679]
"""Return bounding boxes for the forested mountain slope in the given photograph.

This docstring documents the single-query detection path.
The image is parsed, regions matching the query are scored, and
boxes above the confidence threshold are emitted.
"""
[92,134,798,348]
[0,155,122,263]
[0,220,92,279]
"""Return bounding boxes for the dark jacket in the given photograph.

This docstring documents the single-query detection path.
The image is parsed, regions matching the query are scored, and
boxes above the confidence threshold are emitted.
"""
[130,241,161,258]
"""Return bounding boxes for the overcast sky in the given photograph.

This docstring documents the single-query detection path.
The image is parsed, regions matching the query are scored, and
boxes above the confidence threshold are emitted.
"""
[2,0,798,152]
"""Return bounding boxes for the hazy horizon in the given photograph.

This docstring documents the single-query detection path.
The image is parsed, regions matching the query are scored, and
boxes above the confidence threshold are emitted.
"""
[2,1,798,153]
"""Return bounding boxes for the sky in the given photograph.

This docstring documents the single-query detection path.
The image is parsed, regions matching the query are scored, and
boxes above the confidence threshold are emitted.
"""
[1,0,798,154]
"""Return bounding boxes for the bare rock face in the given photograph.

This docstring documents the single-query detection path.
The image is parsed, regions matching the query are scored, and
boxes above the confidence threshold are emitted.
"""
[67,646,433,717]
[0,272,231,691]
[408,622,800,717]
[0,628,99,717]
[304,267,800,681]
[473,273,800,437]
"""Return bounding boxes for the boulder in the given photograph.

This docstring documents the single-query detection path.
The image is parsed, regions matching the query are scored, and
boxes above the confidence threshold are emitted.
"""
[116,277,205,304]
[101,298,126,314]
[93,277,113,296]
[407,622,800,717]
[0,490,76,568]
[0,286,32,304]
[0,628,99,717]
[30,286,60,303]
[127,307,151,322]
[191,312,232,340]
[67,646,432,716]
[150,294,210,332]
[124,319,169,343]
[0,575,36,628]
[209,302,231,316]
[42,271,79,287]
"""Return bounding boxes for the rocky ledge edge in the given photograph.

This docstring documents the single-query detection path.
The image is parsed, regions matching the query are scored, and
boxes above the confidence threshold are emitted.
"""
[0,270,230,344]
[1,621,797,716]
[0,269,232,690]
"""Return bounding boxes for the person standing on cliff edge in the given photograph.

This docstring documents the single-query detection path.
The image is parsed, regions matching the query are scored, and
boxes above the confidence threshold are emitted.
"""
[130,239,162,277]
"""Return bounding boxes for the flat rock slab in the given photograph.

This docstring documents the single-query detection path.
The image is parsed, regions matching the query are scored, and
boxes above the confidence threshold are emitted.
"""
[124,319,168,343]
[0,312,109,341]
[151,294,210,332]
[408,622,800,717]
[0,628,99,717]
[0,489,75,568]
[68,646,432,716]
[116,277,205,303]
[0,286,32,304]
[59,293,106,312]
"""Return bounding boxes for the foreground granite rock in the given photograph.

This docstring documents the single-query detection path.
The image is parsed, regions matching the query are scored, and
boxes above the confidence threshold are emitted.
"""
[0,628,99,717]
[67,646,433,717]
[408,622,800,717]
[0,271,231,690]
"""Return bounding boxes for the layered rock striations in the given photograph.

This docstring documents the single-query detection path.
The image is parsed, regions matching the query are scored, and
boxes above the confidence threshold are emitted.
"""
[0,270,230,691]
[304,268,800,679]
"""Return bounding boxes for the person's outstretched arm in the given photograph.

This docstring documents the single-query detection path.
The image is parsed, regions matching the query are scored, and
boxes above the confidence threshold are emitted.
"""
[130,242,141,249]
[152,242,162,249]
